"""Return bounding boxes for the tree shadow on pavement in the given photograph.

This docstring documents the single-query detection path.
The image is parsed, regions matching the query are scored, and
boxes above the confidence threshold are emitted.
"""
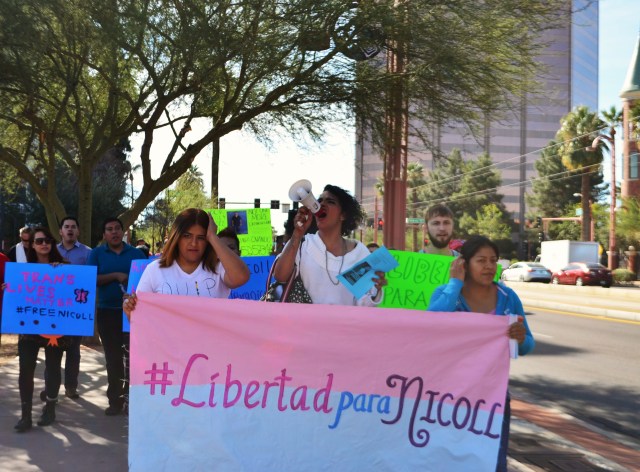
[510,376,640,443]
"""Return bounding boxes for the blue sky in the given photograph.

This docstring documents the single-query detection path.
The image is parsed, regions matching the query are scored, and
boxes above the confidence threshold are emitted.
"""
[599,0,640,185]
[599,0,640,112]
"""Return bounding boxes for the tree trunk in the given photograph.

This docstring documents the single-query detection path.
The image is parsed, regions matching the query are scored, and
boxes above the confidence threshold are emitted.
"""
[77,161,94,246]
[211,138,220,200]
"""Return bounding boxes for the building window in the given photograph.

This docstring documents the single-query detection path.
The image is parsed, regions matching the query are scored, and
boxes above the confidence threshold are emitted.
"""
[631,152,639,179]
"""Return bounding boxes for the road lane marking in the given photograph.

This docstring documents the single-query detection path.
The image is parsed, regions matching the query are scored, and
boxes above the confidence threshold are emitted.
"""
[524,305,640,326]
[530,332,552,338]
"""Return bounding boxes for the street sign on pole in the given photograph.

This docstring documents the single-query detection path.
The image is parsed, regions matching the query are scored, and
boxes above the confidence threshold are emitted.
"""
[406,217,423,224]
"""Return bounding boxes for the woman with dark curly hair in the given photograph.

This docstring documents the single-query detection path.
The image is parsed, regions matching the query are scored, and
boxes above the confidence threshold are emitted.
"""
[274,184,387,306]
[3,227,69,432]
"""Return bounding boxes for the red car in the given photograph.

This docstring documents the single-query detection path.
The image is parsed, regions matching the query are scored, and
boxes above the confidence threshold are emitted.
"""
[551,262,612,288]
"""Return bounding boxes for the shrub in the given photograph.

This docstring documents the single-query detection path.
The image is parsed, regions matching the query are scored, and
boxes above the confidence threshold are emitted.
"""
[612,268,636,283]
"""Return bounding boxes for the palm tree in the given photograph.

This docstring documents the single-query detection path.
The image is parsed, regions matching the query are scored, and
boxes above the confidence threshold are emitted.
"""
[601,105,622,127]
[556,106,606,241]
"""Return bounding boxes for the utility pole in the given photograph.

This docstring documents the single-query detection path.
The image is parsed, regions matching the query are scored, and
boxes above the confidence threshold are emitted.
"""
[382,0,408,250]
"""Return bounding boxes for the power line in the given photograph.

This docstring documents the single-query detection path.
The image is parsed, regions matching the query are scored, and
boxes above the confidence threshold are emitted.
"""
[359,123,611,206]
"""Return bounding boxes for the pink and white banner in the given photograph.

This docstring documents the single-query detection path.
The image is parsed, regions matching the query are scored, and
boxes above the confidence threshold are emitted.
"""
[129,292,511,471]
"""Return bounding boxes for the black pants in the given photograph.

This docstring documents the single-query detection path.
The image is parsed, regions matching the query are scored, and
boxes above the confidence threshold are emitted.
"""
[43,335,82,390]
[18,336,64,403]
[97,308,128,407]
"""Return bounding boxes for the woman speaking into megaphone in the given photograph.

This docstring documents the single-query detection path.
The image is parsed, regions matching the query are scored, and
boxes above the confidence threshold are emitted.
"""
[274,183,387,306]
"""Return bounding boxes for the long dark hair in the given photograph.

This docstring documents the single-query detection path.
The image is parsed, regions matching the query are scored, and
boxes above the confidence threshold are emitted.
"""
[160,208,217,272]
[323,184,364,235]
[27,226,65,263]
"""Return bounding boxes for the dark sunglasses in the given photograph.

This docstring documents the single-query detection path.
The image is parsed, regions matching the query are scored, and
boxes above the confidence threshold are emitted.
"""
[34,237,54,245]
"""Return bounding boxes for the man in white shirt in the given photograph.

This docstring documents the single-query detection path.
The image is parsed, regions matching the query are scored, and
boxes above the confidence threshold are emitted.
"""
[8,226,33,262]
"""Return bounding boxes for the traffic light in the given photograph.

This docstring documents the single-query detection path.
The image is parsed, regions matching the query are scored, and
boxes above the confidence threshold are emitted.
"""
[270,200,280,210]
[535,216,542,228]
[537,232,545,243]
[254,198,261,208]
[218,197,225,209]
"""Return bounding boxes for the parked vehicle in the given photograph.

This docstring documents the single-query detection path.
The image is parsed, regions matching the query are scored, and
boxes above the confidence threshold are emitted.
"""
[501,262,552,283]
[539,240,600,274]
[551,263,612,287]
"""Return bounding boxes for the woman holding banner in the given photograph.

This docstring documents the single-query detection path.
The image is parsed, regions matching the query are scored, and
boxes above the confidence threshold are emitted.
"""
[274,184,387,306]
[123,208,249,318]
[428,235,534,472]
[3,227,69,432]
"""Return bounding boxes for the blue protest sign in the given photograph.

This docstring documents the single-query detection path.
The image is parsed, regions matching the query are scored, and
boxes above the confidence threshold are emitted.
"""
[123,258,156,333]
[230,255,275,301]
[337,246,399,299]
[1,262,97,336]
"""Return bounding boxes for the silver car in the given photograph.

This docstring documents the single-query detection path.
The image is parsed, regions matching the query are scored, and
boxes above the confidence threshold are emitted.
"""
[501,262,552,283]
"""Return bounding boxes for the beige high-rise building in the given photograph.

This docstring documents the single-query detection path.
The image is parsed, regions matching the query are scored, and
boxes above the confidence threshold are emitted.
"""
[355,1,599,253]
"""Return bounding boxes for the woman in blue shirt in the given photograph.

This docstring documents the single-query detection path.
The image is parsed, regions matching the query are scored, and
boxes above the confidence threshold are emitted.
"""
[428,235,534,472]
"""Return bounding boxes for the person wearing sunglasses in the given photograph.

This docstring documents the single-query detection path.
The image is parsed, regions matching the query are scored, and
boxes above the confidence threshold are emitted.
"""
[8,226,34,263]
[123,209,250,320]
[8,227,69,432]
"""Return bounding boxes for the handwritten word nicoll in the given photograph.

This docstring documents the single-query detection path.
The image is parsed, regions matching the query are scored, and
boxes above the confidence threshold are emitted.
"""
[380,374,502,448]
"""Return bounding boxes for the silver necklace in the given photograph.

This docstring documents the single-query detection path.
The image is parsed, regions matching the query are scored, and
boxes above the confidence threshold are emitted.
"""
[325,238,346,285]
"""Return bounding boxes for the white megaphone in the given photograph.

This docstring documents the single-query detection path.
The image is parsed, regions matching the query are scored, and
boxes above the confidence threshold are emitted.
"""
[288,179,321,214]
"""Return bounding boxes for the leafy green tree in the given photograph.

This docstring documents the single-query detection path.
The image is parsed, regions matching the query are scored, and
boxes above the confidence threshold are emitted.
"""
[459,204,511,240]
[136,166,214,247]
[616,197,640,250]
[0,0,566,241]
[556,106,606,241]
[419,150,509,233]
[601,105,622,128]
[167,166,213,217]
[528,141,581,218]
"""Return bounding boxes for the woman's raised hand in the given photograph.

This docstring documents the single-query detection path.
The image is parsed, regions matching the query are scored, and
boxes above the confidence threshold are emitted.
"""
[450,257,466,281]
[206,212,218,241]
[293,207,312,236]
[123,292,138,322]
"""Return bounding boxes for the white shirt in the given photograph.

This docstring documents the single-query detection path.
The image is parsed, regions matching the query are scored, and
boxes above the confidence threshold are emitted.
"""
[136,259,230,299]
[16,243,27,262]
[293,233,380,306]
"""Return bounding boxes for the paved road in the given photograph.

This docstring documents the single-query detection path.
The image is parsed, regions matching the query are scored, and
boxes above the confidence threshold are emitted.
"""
[510,305,640,446]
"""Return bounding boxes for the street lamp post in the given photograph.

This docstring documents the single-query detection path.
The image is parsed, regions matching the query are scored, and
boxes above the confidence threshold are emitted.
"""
[589,128,616,269]
[572,193,595,242]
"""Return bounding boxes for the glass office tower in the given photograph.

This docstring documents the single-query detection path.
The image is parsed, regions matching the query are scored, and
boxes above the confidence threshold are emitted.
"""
[355,1,598,249]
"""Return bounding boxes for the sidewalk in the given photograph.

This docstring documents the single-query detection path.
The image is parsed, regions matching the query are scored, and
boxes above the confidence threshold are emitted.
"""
[0,345,128,471]
[1,347,638,471]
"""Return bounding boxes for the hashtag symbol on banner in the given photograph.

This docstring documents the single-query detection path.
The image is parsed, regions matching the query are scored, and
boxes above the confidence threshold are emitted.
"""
[143,362,174,395]
[17,306,23,313]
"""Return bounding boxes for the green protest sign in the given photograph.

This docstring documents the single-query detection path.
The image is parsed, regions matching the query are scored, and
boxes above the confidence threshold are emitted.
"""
[380,250,503,310]
[206,208,273,256]
[381,251,454,310]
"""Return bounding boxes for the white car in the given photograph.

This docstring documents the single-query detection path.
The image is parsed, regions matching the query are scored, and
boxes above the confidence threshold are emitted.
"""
[501,262,552,283]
